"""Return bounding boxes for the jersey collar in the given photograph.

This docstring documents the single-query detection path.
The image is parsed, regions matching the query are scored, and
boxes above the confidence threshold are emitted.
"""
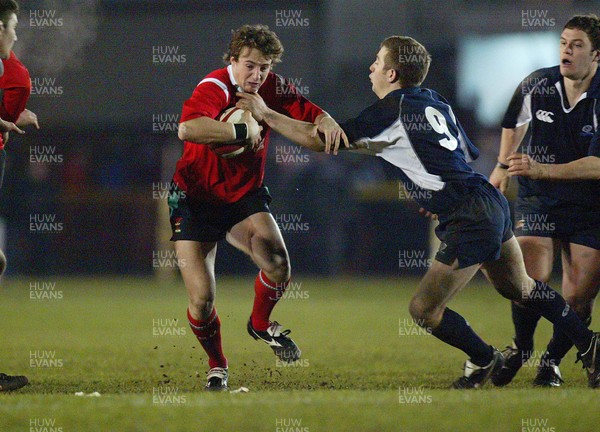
[386,86,421,98]
[227,64,243,93]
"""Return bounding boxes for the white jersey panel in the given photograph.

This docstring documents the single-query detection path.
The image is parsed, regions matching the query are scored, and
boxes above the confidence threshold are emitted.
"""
[351,117,445,191]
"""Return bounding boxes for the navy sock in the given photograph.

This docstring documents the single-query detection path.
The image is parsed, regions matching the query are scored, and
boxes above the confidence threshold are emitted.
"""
[511,301,540,351]
[545,315,592,366]
[521,281,593,353]
[430,308,493,367]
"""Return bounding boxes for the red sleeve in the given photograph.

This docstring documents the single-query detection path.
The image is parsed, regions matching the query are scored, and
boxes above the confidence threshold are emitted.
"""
[0,87,30,122]
[181,80,229,123]
[265,74,324,123]
[0,51,32,122]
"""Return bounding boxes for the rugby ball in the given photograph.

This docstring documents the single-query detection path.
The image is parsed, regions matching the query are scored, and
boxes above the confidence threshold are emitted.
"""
[211,107,250,159]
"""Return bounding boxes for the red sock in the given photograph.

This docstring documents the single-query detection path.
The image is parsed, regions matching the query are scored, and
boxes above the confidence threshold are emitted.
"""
[187,307,227,369]
[251,270,289,331]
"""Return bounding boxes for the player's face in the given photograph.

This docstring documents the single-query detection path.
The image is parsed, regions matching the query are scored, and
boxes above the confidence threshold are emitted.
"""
[559,28,599,81]
[0,13,17,59]
[369,47,393,98]
[230,47,273,93]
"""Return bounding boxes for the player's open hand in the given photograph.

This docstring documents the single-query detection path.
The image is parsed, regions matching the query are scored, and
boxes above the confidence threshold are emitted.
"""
[0,118,24,134]
[489,165,510,194]
[16,109,40,129]
[507,153,548,180]
[236,92,269,122]
[313,116,349,155]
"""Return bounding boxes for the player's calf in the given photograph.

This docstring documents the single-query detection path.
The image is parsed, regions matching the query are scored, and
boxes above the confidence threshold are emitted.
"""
[187,294,215,321]
[256,249,290,284]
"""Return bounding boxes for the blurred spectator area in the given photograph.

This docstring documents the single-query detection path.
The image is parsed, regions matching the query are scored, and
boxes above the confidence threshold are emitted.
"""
[0,127,160,275]
[0,125,431,275]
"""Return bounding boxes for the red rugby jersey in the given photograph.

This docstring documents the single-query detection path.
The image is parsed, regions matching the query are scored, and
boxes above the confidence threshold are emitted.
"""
[173,65,323,204]
[0,51,31,150]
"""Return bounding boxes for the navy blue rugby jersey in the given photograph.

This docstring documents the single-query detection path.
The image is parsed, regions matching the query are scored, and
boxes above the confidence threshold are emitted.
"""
[339,86,488,214]
[502,66,600,212]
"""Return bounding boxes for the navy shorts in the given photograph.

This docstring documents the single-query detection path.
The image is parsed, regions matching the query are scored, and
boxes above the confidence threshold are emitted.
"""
[168,184,272,242]
[435,182,513,268]
[514,197,600,250]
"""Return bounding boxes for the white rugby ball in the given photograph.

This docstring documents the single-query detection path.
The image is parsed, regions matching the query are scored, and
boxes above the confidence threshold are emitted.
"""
[211,107,250,159]
[219,106,247,123]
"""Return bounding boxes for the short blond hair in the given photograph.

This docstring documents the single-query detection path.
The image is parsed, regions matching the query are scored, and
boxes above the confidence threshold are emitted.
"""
[381,36,431,87]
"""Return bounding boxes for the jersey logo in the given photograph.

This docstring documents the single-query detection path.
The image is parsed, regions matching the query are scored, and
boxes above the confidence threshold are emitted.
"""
[535,110,554,123]
[174,217,183,234]
[580,125,594,137]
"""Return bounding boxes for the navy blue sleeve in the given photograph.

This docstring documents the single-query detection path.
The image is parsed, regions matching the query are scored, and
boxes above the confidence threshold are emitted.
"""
[501,68,549,129]
[339,97,400,143]
[501,77,529,129]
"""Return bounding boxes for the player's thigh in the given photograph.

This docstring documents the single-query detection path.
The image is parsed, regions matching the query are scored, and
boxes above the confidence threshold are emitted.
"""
[174,240,218,301]
[516,235,556,282]
[411,259,480,318]
[481,236,534,301]
[561,242,600,304]
[226,212,289,266]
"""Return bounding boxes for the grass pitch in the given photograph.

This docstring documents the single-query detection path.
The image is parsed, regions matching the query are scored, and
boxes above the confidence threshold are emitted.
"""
[1,276,599,431]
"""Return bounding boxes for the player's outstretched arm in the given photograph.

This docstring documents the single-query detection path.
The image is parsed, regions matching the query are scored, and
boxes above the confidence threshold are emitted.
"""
[508,153,600,180]
[178,115,261,145]
[313,114,349,155]
[236,92,346,153]
[264,109,325,152]
[489,124,528,193]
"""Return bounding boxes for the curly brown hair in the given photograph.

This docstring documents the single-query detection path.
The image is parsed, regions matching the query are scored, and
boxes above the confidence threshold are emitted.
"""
[222,24,284,65]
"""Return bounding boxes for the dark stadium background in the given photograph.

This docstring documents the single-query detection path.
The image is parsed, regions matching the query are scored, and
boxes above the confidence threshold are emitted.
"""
[0,0,591,276]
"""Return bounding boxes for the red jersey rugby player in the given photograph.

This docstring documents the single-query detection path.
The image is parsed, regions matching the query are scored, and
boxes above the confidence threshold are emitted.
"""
[170,24,346,390]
